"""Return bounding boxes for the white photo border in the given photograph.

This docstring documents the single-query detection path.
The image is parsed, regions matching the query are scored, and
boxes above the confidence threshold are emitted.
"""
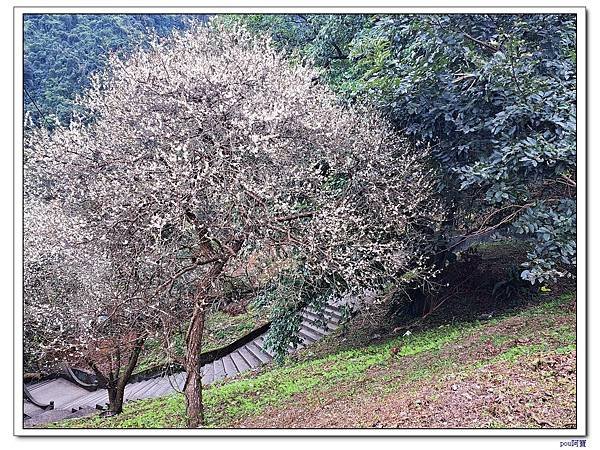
[13,3,587,437]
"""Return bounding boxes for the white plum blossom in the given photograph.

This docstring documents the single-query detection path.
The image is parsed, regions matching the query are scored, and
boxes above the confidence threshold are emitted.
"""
[24,22,442,425]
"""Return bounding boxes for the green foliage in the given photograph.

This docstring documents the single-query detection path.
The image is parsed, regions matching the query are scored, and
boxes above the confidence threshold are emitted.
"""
[255,268,311,361]
[214,14,369,87]
[257,267,347,362]
[351,15,577,284]
[514,199,576,283]
[50,290,574,429]
[492,266,537,305]
[24,14,206,125]
[223,13,577,285]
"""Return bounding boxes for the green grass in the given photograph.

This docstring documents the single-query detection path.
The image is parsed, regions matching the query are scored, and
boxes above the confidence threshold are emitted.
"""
[556,344,577,354]
[204,309,268,352]
[49,291,575,429]
[133,306,269,375]
[48,395,187,429]
[54,318,480,428]
[492,343,548,364]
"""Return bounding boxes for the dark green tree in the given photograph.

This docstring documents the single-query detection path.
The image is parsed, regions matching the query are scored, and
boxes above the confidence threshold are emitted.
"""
[225,13,577,284]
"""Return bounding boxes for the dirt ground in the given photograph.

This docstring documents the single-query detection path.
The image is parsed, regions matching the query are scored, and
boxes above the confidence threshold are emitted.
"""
[234,308,576,429]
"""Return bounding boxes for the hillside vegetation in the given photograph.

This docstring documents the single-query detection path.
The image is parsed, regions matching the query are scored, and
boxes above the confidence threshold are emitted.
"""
[47,291,576,429]
[24,14,206,124]
[23,14,578,429]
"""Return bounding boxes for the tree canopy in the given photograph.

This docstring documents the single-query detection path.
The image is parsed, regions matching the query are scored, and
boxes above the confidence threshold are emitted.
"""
[24,23,443,425]
[225,13,577,284]
[24,14,207,125]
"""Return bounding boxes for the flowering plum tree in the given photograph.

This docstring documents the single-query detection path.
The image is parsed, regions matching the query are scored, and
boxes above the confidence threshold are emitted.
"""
[22,198,160,414]
[24,23,442,426]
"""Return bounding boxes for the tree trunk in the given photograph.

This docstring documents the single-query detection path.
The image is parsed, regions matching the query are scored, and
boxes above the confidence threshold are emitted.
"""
[111,335,145,414]
[183,303,204,428]
[107,384,125,414]
[91,335,145,415]
[184,303,205,428]
[107,384,116,409]
[181,236,243,428]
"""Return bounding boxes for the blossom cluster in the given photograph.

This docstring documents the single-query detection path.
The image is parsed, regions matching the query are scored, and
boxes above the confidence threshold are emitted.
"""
[24,23,443,370]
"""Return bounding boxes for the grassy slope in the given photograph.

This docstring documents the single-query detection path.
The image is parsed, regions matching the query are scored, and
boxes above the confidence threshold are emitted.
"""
[134,307,269,374]
[48,291,576,429]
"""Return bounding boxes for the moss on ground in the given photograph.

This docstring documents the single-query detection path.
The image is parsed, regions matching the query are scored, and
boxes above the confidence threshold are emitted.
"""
[204,308,269,352]
[46,291,575,429]
[133,306,269,375]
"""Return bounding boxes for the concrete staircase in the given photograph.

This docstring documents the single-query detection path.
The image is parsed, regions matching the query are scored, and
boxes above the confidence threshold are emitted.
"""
[23,303,346,427]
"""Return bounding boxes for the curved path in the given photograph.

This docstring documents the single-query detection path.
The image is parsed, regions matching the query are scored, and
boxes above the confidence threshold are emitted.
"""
[24,233,510,427]
[23,304,345,426]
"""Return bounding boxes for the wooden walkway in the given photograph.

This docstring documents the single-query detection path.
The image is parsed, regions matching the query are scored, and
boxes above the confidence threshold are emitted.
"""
[23,304,345,426]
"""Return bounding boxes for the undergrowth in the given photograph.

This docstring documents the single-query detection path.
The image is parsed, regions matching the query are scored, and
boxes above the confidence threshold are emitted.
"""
[46,291,575,429]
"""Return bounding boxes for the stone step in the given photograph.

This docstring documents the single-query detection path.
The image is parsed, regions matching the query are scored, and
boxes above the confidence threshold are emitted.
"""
[123,381,148,402]
[143,377,171,398]
[288,339,305,352]
[255,336,275,358]
[24,408,76,427]
[23,401,45,418]
[175,372,187,390]
[213,359,226,382]
[230,350,251,373]
[298,326,322,344]
[24,299,347,425]
[150,374,181,397]
[27,378,90,409]
[202,362,214,385]
[84,390,109,410]
[305,304,343,321]
[62,388,108,411]
[237,345,262,368]
[245,341,272,364]
[324,305,344,321]
[300,310,339,330]
[222,354,238,378]
[300,317,329,337]
[127,378,162,401]
[27,378,55,392]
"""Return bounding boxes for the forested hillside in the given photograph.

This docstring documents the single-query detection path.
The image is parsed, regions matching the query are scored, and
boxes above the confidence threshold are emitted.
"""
[24,14,207,124]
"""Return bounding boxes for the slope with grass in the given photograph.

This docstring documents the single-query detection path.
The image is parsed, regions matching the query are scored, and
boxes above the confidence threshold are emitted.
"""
[46,291,576,429]
[133,305,270,375]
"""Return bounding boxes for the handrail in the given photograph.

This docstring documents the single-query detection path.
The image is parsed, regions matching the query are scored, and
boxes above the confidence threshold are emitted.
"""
[23,384,54,410]
[200,321,271,365]
[128,321,272,383]
[62,364,98,391]
[25,320,274,388]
